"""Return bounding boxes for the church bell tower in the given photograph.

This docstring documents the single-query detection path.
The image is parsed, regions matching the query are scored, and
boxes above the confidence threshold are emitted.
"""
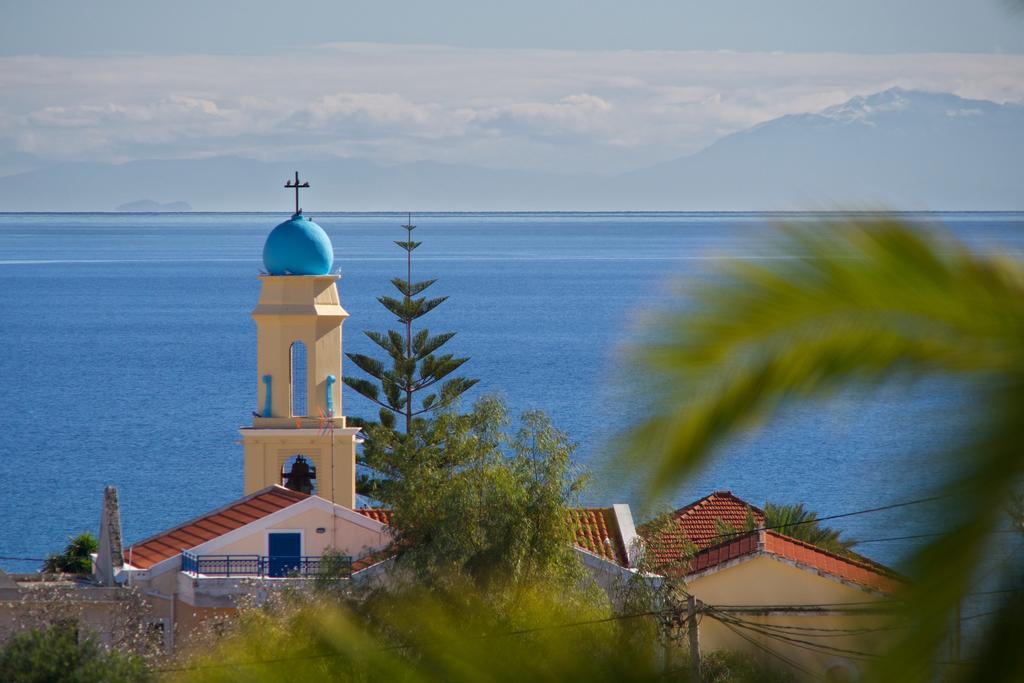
[239,173,359,507]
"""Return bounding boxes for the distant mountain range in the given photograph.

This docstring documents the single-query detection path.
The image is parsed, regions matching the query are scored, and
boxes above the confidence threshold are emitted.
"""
[1,89,1021,211]
[616,88,1024,210]
[115,199,192,212]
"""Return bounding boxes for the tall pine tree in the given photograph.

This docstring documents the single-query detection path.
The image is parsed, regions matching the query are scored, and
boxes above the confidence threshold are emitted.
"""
[345,215,477,448]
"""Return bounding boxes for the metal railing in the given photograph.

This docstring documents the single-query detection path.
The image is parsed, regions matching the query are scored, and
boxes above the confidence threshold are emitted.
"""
[181,551,351,578]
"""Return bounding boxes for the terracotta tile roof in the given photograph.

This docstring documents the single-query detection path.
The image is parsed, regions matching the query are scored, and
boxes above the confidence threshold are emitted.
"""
[687,530,902,593]
[568,508,629,566]
[355,508,392,525]
[687,531,761,574]
[351,548,395,573]
[124,486,308,569]
[640,491,764,569]
[356,507,630,567]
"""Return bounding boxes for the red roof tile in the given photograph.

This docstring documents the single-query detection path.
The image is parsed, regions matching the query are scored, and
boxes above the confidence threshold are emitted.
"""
[641,491,764,569]
[355,507,630,567]
[356,508,392,525]
[351,548,395,573]
[124,486,308,569]
[685,530,901,593]
[762,531,902,593]
[569,508,629,566]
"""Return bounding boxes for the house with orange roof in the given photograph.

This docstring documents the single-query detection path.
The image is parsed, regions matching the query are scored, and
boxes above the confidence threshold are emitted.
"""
[638,491,903,680]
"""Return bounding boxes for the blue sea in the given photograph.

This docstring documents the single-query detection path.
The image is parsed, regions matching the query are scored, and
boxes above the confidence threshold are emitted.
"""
[1,211,1022,573]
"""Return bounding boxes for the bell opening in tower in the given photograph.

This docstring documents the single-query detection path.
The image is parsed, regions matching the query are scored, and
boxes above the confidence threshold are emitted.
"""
[282,455,316,495]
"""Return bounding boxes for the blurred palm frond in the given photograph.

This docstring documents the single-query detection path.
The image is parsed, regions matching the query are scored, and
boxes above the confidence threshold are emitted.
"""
[621,219,1024,681]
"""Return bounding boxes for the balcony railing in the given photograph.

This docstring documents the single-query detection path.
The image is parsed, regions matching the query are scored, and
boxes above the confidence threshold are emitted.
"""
[181,551,351,578]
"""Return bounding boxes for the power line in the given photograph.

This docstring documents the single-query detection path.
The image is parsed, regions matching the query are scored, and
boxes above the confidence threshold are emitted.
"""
[703,606,882,662]
[155,607,674,673]
[726,619,906,637]
[710,608,887,647]
[714,616,813,675]
[854,530,1020,544]
[692,494,947,547]
[466,608,666,640]
[711,599,893,610]
[152,587,1019,675]
[0,556,45,563]
[964,588,1023,598]
[959,610,999,623]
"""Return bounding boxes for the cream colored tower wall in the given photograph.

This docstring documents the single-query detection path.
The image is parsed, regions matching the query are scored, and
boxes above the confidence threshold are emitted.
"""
[251,275,347,424]
[240,429,358,508]
[242,273,359,507]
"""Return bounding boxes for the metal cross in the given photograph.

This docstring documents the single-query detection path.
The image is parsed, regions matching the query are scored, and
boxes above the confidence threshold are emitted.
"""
[284,171,310,215]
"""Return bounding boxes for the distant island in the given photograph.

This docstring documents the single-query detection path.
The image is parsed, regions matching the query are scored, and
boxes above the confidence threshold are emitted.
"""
[115,199,192,212]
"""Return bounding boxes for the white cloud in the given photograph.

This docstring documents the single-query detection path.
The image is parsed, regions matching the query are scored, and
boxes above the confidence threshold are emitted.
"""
[1,44,1023,173]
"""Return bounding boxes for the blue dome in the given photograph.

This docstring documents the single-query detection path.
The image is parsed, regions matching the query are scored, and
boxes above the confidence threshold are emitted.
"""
[262,212,334,276]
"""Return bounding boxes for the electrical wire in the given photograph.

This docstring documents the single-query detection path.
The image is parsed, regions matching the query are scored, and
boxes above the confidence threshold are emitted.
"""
[692,494,947,547]
[959,610,1000,623]
[854,529,1020,544]
[0,556,45,563]
[710,599,893,610]
[703,606,882,662]
[720,619,906,637]
[154,607,675,673]
[713,615,814,675]
[149,586,1017,675]
[964,588,1023,597]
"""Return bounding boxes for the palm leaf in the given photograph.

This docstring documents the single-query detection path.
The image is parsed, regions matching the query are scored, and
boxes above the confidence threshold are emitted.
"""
[620,220,1024,681]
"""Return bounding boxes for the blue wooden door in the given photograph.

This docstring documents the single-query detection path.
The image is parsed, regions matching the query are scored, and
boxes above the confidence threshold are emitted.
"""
[267,532,301,577]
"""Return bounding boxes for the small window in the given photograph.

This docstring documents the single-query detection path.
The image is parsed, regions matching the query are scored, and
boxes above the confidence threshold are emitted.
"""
[290,341,308,417]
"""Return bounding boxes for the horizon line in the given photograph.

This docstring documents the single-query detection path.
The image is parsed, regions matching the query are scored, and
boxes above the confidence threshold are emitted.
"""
[2,209,1024,217]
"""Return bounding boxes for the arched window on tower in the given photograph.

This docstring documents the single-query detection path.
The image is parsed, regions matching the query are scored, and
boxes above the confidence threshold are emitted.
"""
[290,341,308,417]
[281,455,316,495]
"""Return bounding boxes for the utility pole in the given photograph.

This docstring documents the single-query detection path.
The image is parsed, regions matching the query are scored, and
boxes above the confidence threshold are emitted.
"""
[687,595,702,680]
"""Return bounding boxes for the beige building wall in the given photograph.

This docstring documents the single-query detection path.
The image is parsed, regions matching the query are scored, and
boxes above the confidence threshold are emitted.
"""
[687,556,893,681]
[211,505,389,559]
[0,579,165,653]
[173,599,236,640]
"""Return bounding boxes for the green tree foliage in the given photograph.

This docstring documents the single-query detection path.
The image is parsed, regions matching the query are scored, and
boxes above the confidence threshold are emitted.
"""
[763,502,856,555]
[344,216,477,437]
[701,650,796,683]
[173,580,795,683]
[0,622,150,683]
[42,532,97,575]
[712,503,856,556]
[384,396,591,602]
[620,220,1024,681]
[173,584,669,683]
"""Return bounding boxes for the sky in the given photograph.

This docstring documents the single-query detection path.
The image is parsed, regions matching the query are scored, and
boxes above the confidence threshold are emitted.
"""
[2,0,1024,176]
